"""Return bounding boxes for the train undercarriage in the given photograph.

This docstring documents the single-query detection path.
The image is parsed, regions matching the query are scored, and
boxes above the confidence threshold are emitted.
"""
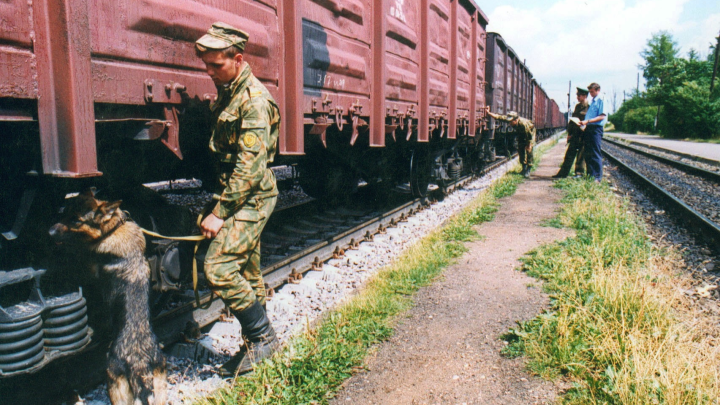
[0,114,505,381]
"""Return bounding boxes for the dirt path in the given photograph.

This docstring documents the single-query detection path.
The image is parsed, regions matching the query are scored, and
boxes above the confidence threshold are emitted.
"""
[331,141,574,405]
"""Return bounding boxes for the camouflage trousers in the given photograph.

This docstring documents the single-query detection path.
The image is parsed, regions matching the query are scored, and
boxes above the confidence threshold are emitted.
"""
[204,195,276,312]
[518,137,535,167]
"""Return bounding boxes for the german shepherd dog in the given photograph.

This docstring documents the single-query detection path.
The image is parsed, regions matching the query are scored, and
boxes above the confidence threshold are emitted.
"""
[49,190,167,405]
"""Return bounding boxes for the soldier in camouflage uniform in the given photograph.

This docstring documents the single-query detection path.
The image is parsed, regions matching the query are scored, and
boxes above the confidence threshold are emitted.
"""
[553,87,589,178]
[196,22,281,377]
[485,108,536,178]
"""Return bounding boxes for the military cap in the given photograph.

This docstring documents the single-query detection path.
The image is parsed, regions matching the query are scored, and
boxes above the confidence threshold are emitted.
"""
[196,22,249,52]
[506,111,519,120]
[576,87,589,95]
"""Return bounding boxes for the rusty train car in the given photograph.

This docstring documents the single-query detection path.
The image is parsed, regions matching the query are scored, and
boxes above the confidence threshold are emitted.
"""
[482,32,564,159]
[533,81,566,135]
[0,0,565,379]
[533,80,550,132]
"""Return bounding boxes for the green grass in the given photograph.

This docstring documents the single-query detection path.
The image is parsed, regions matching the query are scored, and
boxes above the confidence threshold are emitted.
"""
[501,178,720,404]
[195,168,527,405]
[539,217,564,228]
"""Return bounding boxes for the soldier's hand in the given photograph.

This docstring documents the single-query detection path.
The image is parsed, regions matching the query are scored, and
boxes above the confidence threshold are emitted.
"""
[201,213,225,239]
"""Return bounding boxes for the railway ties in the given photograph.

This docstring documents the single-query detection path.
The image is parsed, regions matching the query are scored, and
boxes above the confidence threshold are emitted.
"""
[601,138,720,249]
[9,143,541,405]
[147,161,502,348]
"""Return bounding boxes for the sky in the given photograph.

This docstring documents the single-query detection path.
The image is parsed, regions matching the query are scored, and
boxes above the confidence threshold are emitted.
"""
[475,0,720,113]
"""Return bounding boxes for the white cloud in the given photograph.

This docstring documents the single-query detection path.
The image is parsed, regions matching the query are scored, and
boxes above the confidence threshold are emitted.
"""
[486,0,694,107]
[682,13,720,57]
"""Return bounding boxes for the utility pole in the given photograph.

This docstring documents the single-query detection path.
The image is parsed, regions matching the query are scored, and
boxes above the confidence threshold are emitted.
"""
[567,80,571,120]
[636,72,640,95]
[710,30,720,97]
[623,90,626,103]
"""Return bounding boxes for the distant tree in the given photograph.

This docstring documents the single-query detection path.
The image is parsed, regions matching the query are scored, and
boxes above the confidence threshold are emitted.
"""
[661,81,720,138]
[624,106,657,134]
[609,92,647,132]
[623,32,720,139]
[639,31,680,89]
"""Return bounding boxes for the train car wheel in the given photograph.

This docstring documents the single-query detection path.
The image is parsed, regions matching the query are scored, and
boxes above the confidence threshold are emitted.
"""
[298,162,358,206]
[409,148,431,198]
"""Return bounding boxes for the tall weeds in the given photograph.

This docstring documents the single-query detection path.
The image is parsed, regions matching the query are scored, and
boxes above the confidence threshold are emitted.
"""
[506,179,720,404]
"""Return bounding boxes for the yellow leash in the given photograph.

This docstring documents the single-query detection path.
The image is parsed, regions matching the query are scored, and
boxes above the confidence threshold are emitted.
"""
[139,212,213,310]
[140,229,205,242]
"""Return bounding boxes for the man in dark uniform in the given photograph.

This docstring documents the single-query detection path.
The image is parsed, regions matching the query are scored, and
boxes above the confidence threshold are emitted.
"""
[485,108,537,178]
[553,87,589,178]
[196,22,281,376]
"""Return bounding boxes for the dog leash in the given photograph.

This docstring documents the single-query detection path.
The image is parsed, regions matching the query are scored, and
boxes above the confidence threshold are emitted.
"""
[139,212,213,310]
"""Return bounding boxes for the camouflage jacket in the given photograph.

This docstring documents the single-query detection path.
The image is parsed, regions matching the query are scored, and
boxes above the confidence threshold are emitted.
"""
[497,115,536,142]
[569,100,589,138]
[209,63,280,220]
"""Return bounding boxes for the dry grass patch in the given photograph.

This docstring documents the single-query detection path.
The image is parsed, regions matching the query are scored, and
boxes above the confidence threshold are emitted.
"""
[503,179,720,404]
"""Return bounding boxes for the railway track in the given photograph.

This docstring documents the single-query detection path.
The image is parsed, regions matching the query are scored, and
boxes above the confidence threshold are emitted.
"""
[604,137,720,181]
[602,138,720,248]
[0,153,521,405]
[152,156,512,344]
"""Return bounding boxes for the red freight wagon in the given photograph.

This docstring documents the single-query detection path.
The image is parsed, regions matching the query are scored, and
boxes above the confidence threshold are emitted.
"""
[484,33,508,120]
[518,63,532,119]
[531,81,564,137]
[0,0,493,295]
[0,0,569,382]
[532,80,548,131]
[482,33,564,163]
[296,0,489,198]
[2,0,492,381]
[553,100,566,128]
[0,0,490,201]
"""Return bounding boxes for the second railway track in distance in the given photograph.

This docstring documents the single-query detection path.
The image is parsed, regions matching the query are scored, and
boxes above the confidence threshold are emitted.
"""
[602,137,720,247]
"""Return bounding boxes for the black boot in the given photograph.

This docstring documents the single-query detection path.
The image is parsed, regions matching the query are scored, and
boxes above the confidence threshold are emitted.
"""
[523,165,531,178]
[218,300,279,377]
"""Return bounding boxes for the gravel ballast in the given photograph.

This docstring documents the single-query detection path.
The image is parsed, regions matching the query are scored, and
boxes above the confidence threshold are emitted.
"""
[72,150,536,404]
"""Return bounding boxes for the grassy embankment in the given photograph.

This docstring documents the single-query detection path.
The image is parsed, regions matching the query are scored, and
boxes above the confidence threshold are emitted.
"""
[195,141,563,404]
[503,179,720,403]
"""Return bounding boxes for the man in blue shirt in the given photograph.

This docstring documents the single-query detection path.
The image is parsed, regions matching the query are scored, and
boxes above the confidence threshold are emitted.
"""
[580,82,608,182]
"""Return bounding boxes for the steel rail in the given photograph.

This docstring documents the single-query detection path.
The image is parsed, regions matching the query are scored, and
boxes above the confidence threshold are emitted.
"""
[602,148,720,246]
[151,167,490,343]
[153,134,540,344]
[0,134,559,401]
[604,137,720,183]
